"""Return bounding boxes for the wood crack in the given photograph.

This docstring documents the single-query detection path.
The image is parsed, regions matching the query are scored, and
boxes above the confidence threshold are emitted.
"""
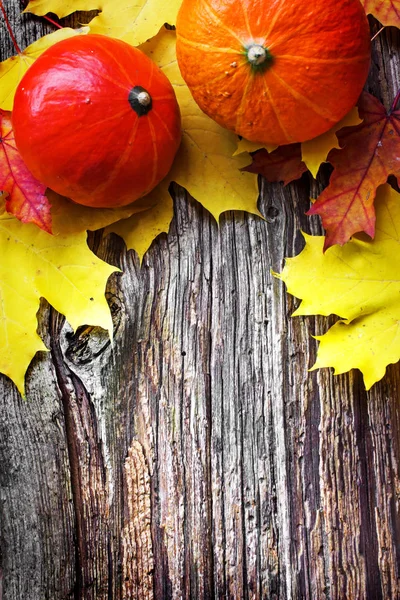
[49,308,110,600]
[50,311,85,600]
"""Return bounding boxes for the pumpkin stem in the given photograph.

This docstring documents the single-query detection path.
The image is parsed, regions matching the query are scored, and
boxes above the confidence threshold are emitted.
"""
[128,86,152,117]
[246,44,273,72]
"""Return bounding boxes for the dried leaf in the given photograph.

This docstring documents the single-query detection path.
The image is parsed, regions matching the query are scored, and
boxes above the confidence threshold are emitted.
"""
[0,206,117,395]
[308,92,400,249]
[0,111,51,232]
[25,0,182,46]
[243,144,307,185]
[276,185,400,390]
[0,27,88,111]
[301,107,362,178]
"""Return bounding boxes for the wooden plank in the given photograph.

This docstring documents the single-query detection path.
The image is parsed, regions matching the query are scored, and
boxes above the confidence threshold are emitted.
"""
[0,5,399,599]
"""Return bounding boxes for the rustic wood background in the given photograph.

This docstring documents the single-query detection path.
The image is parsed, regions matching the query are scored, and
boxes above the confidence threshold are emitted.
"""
[0,4,399,599]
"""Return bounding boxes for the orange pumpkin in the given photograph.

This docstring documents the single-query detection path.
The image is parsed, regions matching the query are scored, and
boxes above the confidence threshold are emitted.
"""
[12,34,181,208]
[176,0,371,145]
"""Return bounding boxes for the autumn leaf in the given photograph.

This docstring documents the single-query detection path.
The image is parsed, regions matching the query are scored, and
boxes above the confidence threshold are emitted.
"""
[301,107,362,178]
[243,144,307,186]
[0,27,88,111]
[361,0,400,27]
[25,0,182,46]
[0,111,51,232]
[105,180,173,262]
[0,18,262,395]
[49,190,155,236]
[308,92,400,249]
[234,139,277,156]
[141,28,260,221]
[276,184,400,390]
[0,207,117,395]
[238,107,361,181]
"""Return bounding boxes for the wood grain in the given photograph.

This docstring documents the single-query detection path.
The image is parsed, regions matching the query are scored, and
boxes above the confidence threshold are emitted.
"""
[0,5,399,599]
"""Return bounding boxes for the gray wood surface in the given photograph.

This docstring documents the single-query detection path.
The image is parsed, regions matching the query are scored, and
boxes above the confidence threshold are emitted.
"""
[0,4,399,599]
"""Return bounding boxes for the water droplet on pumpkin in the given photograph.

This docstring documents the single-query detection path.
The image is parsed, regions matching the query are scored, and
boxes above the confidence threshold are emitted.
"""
[230,61,238,68]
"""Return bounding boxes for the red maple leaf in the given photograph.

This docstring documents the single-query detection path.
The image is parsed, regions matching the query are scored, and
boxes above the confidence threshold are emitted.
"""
[308,92,400,250]
[243,144,307,186]
[0,110,51,233]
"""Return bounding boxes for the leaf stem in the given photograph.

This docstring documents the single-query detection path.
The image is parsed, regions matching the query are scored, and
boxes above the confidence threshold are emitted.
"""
[0,0,22,54]
[370,26,385,42]
[390,89,400,113]
[42,14,63,29]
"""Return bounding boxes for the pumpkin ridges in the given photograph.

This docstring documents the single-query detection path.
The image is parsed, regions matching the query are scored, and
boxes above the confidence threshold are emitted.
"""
[260,77,292,143]
[176,36,240,55]
[79,117,155,205]
[70,60,131,95]
[45,46,132,96]
[277,54,372,64]
[178,51,248,92]
[267,32,369,57]
[238,0,255,40]
[69,108,130,138]
[90,118,141,198]
[259,1,286,41]
[269,69,339,121]
[200,0,244,45]
[72,65,130,95]
[151,108,179,142]
[146,58,156,89]
[147,117,160,193]
[98,39,141,89]
[235,71,254,133]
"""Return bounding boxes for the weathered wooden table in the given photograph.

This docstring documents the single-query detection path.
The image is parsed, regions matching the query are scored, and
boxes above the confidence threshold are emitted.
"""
[0,5,399,599]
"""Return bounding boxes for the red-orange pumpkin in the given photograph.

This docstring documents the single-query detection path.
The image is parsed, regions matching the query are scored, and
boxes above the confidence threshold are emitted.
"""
[176,0,371,145]
[12,34,181,208]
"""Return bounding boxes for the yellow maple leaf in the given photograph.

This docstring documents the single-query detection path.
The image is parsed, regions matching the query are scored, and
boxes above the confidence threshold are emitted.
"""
[105,181,173,263]
[141,28,260,221]
[0,27,88,111]
[361,0,400,27]
[49,191,155,236]
[275,184,400,390]
[0,208,117,395]
[301,107,362,178]
[233,139,277,156]
[25,0,182,46]
[234,108,361,177]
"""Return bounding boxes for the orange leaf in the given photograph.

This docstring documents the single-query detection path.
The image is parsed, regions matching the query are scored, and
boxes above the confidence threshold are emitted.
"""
[0,110,51,233]
[243,144,307,186]
[308,92,400,250]
[362,0,400,27]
